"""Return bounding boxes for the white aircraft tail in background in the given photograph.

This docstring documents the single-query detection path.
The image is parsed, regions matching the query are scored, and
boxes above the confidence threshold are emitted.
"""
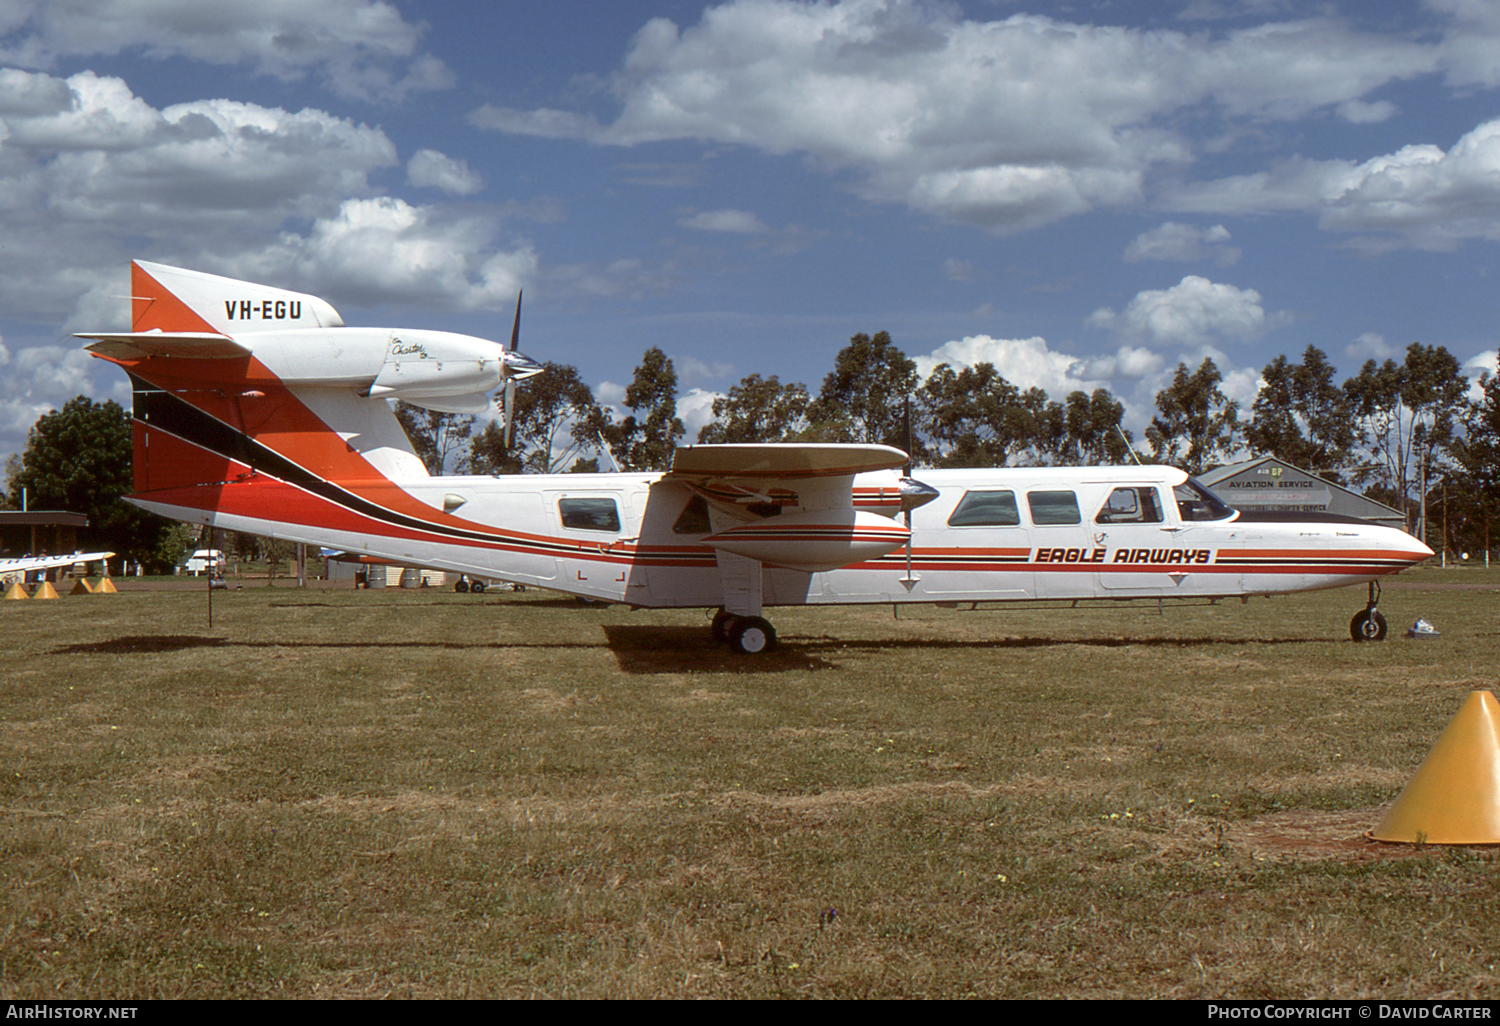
[81,262,1432,653]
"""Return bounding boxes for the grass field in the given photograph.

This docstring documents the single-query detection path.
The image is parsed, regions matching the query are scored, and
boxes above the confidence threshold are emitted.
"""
[2,568,1498,999]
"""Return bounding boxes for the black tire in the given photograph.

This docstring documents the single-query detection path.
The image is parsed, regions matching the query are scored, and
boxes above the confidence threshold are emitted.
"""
[711,609,737,643]
[454,579,470,593]
[729,616,777,655]
[1350,609,1387,642]
[471,580,486,595]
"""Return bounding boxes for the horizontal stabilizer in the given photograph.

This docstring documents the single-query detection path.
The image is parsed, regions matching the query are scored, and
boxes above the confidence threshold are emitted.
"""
[77,331,251,361]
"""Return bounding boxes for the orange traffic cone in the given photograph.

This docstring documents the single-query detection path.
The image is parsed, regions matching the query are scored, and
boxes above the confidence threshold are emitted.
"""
[69,578,93,595]
[4,581,28,600]
[1371,690,1500,844]
[93,577,118,594]
[31,580,59,600]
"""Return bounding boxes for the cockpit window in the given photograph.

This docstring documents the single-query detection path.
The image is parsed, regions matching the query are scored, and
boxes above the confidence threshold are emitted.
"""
[1173,478,1235,522]
[1096,486,1164,524]
[558,497,621,532]
[1027,490,1081,526]
[947,490,1020,527]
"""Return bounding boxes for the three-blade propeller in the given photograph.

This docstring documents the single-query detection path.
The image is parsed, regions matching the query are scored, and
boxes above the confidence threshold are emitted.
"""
[500,290,543,448]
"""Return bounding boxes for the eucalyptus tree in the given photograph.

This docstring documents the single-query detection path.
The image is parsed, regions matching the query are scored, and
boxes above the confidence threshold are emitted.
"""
[469,362,604,474]
[595,347,684,472]
[808,331,918,449]
[1145,358,1240,475]
[697,374,811,444]
[1342,343,1468,529]
[1245,346,1356,481]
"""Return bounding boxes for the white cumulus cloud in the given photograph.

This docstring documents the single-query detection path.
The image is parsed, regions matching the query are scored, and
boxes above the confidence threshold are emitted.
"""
[0,0,453,102]
[1088,276,1286,347]
[1124,223,1240,266]
[407,149,483,195]
[472,0,1444,234]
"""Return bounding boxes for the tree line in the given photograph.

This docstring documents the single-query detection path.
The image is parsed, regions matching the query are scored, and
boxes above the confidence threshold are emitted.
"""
[2,330,1494,566]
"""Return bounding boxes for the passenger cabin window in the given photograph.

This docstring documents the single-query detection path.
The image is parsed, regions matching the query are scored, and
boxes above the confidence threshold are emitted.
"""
[1173,479,1235,522]
[1027,490,1081,526]
[1096,486,1163,524]
[947,490,1020,527]
[558,497,621,533]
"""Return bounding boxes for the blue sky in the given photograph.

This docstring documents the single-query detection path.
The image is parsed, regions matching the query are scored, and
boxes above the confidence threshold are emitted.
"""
[2,0,1499,462]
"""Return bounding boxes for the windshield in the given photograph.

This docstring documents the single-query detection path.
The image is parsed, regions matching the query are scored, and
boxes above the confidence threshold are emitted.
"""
[1173,477,1236,522]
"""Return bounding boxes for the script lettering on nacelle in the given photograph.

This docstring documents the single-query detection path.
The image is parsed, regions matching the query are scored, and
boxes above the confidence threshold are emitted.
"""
[389,339,430,359]
[224,299,303,320]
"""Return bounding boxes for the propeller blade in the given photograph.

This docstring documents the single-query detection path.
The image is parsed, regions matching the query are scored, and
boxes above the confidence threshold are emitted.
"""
[509,290,522,353]
[503,377,517,449]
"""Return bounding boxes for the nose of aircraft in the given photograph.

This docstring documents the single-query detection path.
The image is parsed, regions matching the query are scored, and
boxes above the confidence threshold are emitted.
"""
[1394,528,1435,567]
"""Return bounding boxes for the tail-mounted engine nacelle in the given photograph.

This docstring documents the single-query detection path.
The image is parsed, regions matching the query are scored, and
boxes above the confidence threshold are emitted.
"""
[363,329,505,414]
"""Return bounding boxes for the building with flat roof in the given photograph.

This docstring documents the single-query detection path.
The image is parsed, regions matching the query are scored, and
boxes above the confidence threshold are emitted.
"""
[0,510,88,557]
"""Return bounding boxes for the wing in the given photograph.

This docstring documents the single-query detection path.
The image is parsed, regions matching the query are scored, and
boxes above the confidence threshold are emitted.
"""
[667,443,910,572]
[0,551,115,577]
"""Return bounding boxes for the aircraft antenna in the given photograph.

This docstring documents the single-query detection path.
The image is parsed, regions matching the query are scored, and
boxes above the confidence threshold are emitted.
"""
[1116,423,1143,466]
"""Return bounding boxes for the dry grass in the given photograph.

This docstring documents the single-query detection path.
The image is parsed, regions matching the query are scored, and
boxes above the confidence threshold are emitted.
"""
[2,568,1499,998]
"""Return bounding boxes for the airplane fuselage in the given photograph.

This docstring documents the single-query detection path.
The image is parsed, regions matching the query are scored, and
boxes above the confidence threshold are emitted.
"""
[129,463,1427,610]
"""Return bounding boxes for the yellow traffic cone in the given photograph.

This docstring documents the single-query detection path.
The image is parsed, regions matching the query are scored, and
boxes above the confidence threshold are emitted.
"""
[31,580,59,600]
[1371,690,1500,844]
[69,578,93,595]
[4,581,28,600]
[93,577,117,594]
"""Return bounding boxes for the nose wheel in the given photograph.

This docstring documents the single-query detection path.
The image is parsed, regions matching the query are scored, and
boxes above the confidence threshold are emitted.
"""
[1350,582,1387,642]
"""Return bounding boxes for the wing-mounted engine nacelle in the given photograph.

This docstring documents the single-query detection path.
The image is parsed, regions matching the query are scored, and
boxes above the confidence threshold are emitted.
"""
[703,508,911,573]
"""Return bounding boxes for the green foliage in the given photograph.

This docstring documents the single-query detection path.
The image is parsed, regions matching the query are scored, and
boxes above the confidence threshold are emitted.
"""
[470,362,604,475]
[1146,359,1240,475]
[809,331,917,448]
[1246,346,1356,481]
[917,362,1027,467]
[597,347,684,471]
[697,374,810,444]
[5,396,174,568]
[393,403,475,476]
[1342,343,1469,529]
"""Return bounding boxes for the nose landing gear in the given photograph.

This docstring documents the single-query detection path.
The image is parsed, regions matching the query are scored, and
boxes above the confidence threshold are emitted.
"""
[1350,581,1387,642]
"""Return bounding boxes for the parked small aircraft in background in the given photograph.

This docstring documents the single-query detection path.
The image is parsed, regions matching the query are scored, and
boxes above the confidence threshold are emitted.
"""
[80,262,1432,652]
[0,551,115,586]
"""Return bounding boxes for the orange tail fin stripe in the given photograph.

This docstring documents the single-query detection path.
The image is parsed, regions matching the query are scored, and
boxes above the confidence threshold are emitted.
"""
[131,261,220,334]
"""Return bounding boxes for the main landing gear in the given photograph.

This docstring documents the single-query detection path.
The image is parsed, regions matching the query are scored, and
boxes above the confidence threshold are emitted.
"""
[1350,581,1387,642]
[453,576,486,594]
[711,609,778,654]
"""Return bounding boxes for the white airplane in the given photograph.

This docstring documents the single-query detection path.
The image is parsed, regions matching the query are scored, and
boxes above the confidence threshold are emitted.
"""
[0,551,115,586]
[79,262,1432,652]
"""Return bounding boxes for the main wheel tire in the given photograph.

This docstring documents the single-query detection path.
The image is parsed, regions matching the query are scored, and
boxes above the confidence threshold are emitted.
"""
[471,580,486,595]
[454,579,470,593]
[729,616,777,655]
[711,610,737,643]
[1350,609,1387,642]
